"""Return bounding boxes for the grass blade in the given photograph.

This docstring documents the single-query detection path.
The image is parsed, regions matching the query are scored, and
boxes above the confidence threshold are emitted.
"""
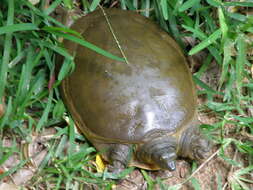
[36,90,53,131]
[218,7,228,44]
[43,29,124,62]
[189,28,221,55]
[160,0,168,20]
[0,23,38,35]
[90,0,101,11]
[178,0,200,12]
[0,0,14,103]
[224,1,253,7]
[44,0,62,15]
[235,35,246,95]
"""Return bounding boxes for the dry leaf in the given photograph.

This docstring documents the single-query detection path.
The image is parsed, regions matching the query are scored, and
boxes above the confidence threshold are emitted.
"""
[95,155,105,173]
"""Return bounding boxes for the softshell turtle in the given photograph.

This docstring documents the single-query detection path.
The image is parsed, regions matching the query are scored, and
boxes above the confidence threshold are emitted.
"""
[60,8,210,171]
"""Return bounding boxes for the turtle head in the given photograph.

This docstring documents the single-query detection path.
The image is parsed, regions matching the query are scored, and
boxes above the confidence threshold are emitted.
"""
[137,137,177,171]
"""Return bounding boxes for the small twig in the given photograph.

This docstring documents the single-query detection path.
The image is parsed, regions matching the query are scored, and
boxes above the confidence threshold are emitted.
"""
[222,183,228,190]
[98,5,130,64]
[180,148,219,186]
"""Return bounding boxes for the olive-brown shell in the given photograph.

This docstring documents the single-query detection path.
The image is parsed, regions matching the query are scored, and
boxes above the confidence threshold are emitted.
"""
[61,9,197,143]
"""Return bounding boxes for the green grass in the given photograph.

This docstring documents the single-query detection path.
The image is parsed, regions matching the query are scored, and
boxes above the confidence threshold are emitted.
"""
[0,0,253,189]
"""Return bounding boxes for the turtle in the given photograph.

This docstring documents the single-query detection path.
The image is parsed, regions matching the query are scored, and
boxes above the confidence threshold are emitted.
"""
[59,8,211,172]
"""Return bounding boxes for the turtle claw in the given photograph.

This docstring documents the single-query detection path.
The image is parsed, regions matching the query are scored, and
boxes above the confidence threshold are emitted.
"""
[108,160,125,174]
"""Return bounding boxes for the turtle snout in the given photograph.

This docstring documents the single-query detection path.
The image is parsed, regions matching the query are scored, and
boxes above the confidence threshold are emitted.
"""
[157,152,177,171]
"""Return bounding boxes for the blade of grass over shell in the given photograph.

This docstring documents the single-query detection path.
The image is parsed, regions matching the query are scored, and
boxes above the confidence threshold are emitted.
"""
[189,29,222,55]
[42,29,124,62]
[0,0,14,103]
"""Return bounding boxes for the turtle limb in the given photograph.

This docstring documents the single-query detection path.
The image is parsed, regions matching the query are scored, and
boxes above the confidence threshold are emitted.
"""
[136,137,177,171]
[106,144,131,173]
[178,125,211,160]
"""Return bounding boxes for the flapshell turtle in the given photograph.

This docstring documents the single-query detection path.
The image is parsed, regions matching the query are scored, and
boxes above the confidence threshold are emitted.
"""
[60,9,210,171]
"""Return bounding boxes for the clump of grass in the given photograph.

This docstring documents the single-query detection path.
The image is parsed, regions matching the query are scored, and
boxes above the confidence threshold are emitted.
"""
[0,0,125,189]
[0,0,253,189]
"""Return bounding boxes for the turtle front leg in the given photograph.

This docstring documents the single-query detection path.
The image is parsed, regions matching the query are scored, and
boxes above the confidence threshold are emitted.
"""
[178,125,211,160]
[136,137,177,171]
[106,144,131,173]
[93,142,131,173]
